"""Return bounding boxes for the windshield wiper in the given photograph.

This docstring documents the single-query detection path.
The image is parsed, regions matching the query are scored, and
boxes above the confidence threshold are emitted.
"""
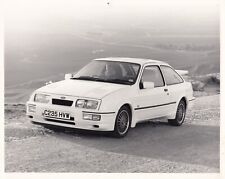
[72,76,105,82]
[72,76,132,85]
[106,78,133,85]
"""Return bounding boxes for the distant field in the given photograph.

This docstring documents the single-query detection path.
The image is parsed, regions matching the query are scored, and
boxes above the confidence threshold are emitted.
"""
[5,29,219,87]
[4,28,219,104]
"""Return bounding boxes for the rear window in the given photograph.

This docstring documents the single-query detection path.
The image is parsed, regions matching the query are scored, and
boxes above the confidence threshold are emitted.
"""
[160,65,183,85]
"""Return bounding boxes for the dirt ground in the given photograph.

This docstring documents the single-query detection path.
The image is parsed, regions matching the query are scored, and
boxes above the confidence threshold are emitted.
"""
[4,95,220,172]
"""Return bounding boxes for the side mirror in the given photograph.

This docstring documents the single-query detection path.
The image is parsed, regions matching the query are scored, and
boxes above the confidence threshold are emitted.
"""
[143,81,154,89]
[65,73,73,80]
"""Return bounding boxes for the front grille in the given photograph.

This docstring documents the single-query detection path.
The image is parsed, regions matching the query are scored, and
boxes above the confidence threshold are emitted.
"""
[45,118,75,125]
[52,99,73,106]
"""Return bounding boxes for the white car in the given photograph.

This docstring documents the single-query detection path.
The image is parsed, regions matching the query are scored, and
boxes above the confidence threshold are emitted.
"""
[26,57,195,137]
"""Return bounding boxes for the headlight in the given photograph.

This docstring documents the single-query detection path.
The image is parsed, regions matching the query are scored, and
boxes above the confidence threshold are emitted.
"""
[34,93,50,103]
[75,99,98,109]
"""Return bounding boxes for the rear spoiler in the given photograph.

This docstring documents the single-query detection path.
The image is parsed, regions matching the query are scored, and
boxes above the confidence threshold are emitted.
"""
[175,70,189,76]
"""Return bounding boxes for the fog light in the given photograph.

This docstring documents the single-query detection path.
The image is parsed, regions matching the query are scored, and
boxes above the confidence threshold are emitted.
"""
[92,115,101,121]
[28,104,36,113]
[83,113,93,120]
[83,113,101,121]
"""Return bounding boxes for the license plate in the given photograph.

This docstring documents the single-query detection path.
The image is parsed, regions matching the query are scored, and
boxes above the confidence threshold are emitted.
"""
[42,109,70,120]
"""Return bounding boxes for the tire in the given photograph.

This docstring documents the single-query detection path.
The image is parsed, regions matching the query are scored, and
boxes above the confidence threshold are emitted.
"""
[168,100,186,126]
[113,106,131,138]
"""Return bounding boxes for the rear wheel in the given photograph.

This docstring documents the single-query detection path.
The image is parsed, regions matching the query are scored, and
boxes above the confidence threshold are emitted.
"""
[168,100,186,126]
[113,106,131,138]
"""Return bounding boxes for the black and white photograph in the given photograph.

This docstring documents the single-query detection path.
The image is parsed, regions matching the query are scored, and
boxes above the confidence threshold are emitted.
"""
[2,0,223,176]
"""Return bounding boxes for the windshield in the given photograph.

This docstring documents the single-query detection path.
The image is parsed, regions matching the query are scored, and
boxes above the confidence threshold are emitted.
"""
[72,60,141,85]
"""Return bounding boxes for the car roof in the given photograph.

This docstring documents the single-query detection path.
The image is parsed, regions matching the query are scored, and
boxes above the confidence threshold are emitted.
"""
[94,57,169,66]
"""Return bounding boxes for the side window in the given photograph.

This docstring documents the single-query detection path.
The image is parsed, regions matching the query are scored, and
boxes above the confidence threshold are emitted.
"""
[141,66,164,88]
[160,66,183,85]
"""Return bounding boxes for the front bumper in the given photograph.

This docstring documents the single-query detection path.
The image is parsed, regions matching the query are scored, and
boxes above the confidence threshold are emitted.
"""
[26,102,117,131]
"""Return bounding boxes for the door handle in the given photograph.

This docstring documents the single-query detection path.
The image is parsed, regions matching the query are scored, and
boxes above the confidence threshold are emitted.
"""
[164,88,168,92]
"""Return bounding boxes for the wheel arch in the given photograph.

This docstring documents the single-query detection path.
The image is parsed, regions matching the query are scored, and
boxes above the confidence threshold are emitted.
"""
[167,96,188,120]
[117,103,133,127]
[113,103,133,137]
[180,96,188,109]
[120,103,133,118]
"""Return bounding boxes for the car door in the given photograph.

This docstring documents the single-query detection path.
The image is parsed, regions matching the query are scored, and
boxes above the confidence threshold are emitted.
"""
[134,65,171,121]
[160,65,185,112]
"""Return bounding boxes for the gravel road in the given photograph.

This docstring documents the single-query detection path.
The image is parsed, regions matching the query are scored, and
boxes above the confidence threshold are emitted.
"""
[4,95,220,172]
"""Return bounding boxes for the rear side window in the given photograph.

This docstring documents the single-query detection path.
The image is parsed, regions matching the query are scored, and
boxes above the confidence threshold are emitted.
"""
[141,66,164,88]
[160,66,183,85]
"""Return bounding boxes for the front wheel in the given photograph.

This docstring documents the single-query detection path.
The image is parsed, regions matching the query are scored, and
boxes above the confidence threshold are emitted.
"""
[168,100,186,126]
[113,106,131,138]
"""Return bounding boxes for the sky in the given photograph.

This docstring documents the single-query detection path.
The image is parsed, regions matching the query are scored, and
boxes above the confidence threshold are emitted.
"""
[4,0,220,86]
[4,0,219,35]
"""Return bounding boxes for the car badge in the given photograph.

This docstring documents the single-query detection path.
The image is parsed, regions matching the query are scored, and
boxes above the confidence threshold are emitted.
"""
[60,96,66,99]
